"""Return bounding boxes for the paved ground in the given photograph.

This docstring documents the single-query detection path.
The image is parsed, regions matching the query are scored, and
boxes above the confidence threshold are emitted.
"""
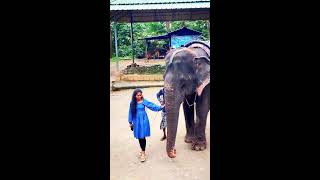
[110,87,210,180]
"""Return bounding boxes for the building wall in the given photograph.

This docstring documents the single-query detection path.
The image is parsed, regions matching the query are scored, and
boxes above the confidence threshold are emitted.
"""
[170,35,200,48]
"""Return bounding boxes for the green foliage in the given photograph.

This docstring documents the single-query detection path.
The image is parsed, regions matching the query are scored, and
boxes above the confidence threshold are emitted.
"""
[111,20,210,58]
[171,20,209,40]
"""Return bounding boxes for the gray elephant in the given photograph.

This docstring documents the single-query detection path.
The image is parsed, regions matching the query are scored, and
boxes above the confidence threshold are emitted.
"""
[163,41,211,158]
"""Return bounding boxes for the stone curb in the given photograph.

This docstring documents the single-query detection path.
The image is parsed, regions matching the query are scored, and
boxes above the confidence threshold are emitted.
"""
[120,74,163,81]
[112,81,164,91]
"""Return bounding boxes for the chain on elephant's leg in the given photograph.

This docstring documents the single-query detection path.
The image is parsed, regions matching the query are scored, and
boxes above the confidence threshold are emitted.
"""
[183,100,196,144]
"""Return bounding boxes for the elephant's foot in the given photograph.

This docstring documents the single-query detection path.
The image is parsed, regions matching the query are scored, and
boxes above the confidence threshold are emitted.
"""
[191,139,207,151]
[167,149,177,158]
[184,134,195,143]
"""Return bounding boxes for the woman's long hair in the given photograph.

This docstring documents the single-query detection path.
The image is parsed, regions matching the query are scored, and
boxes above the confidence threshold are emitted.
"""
[130,88,143,117]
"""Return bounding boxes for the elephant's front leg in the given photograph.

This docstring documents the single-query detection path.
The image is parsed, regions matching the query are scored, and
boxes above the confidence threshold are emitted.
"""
[192,87,210,151]
[183,93,196,143]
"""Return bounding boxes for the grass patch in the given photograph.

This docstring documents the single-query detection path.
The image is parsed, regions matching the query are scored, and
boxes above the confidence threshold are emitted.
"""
[110,56,132,63]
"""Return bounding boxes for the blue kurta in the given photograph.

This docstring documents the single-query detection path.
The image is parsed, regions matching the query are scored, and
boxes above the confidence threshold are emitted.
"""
[128,99,162,139]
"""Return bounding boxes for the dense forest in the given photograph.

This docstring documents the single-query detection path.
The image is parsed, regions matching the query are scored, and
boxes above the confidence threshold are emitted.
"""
[110,20,209,59]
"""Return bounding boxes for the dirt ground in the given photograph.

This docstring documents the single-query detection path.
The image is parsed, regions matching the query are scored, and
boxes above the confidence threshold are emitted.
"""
[110,87,210,180]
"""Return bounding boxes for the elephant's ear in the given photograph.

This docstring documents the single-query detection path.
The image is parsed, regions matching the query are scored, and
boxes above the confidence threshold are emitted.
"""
[194,56,210,65]
[163,62,173,79]
[194,56,210,96]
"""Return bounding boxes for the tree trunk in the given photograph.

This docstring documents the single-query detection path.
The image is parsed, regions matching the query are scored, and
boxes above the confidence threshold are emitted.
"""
[165,21,171,32]
[207,20,210,40]
[110,25,112,58]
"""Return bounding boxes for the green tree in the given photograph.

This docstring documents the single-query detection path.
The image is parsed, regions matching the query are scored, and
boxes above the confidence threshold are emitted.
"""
[110,20,209,59]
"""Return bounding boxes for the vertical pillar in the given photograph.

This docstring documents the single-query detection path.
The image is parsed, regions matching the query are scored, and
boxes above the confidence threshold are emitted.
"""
[114,22,119,71]
[110,24,112,58]
[208,20,210,40]
[130,12,134,64]
[145,40,148,59]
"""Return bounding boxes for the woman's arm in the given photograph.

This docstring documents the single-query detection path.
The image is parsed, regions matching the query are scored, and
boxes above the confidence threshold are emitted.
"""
[143,99,162,112]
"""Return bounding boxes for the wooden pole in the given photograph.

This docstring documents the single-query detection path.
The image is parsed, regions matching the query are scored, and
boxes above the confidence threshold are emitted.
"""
[110,24,112,58]
[145,40,148,59]
[130,12,134,64]
[208,20,210,40]
[114,22,119,71]
[165,21,171,32]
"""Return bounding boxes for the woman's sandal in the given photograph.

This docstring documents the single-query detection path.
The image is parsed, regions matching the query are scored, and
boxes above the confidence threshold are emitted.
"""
[140,153,146,162]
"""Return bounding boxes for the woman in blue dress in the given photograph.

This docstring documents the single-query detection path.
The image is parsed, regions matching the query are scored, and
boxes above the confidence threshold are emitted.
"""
[128,88,164,162]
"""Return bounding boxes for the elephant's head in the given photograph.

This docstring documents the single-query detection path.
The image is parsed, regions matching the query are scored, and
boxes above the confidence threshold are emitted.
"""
[163,48,210,158]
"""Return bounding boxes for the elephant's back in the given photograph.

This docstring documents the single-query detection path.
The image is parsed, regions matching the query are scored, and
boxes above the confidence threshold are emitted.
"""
[185,41,210,58]
[184,40,210,49]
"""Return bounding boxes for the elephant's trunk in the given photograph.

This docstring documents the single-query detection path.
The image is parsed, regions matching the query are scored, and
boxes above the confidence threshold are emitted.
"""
[164,86,182,158]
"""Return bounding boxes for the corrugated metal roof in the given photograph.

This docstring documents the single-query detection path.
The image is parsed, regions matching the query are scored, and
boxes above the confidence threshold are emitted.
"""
[111,3,210,10]
[111,9,210,22]
[145,34,169,40]
[110,0,210,10]
[110,0,210,22]
[144,27,202,40]
[111,0,209,5]
[167,27,202,36]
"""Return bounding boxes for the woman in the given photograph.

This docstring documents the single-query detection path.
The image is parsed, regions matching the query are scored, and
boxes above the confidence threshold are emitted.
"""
[128,88,164,162]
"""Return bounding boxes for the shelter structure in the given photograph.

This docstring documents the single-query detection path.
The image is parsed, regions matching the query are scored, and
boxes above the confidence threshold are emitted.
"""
[144,27,203,59]
[110,0,210,71]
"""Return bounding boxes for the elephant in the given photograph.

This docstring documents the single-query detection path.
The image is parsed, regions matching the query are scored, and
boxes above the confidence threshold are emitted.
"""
[163,41,211,158]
